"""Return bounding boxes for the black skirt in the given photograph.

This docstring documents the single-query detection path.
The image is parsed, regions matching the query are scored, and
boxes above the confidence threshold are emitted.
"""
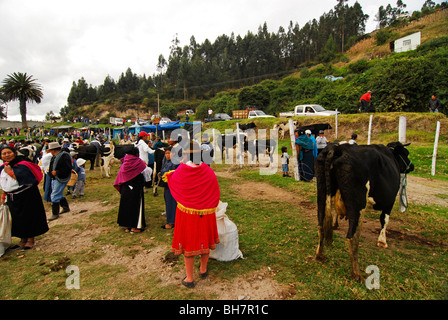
[7,184,49,238]
[299,149,315,182]
[117,174,146,229]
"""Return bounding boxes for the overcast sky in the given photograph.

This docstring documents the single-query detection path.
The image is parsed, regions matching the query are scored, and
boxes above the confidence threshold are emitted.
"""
[0,0,440,122]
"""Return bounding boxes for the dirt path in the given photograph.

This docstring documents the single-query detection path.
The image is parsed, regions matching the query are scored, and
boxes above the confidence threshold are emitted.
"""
[36,199,291,300]
[405,175,448,207]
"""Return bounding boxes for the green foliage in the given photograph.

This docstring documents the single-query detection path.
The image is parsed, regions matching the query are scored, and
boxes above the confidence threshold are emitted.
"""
[375,29,398,45]
[210,92,239,114]
[237,85,270,109]
[348,59,371,74]
[368,47,448,113]
[159,105,177,119]
[415,35,448,55]
[318,35,338,63]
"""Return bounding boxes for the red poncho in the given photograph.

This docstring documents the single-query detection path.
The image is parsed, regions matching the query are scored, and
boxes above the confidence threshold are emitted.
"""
[166,162,220,257]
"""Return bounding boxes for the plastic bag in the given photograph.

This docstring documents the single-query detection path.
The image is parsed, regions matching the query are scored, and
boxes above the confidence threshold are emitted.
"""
[210,201,243,261]
[0,204,12,257]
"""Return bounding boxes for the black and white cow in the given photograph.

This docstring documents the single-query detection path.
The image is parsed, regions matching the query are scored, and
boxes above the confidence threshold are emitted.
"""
[244,138,277,163]
[112,143,135,160]
[73,144,100,171]
[314,141,414,281]
[215,133,247,161]
[299,123,332,137]
[238,122,256,131]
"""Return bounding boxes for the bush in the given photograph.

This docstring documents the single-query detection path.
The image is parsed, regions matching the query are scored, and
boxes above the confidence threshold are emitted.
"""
[348,59,371,74]
[160,105,177,119]
[237,85,270,109]
[375,29,397,46]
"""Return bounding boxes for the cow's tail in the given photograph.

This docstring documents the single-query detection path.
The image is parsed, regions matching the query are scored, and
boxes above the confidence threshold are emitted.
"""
[322,147,337,246]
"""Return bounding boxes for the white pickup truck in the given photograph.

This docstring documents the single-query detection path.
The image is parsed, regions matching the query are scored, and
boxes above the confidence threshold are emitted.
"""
[279,104,340,118]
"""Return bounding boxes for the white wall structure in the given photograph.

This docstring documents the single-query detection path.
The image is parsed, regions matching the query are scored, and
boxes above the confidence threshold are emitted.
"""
[393,31,421,53]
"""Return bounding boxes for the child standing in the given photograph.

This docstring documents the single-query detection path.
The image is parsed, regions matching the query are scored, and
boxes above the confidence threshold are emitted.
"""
[72,158,86,198]
[281,146,291,177]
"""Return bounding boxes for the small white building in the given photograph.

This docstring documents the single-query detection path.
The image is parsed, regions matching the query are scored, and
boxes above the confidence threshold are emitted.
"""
[392,31,421,53]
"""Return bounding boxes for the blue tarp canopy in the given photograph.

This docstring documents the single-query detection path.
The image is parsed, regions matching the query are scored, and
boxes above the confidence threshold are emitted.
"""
[112,125,142,139]
[128,124,141,134]
[141,121,183,132]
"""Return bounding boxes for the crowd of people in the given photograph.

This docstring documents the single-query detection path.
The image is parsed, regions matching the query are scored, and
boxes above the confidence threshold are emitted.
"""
[0,131,102,252]
[0,129,221,288]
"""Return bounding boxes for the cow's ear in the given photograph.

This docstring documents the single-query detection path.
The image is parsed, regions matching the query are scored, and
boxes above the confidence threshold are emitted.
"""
[403,142,411,147]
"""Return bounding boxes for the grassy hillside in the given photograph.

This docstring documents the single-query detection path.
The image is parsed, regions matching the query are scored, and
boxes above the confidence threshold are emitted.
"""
[339,9,448,66]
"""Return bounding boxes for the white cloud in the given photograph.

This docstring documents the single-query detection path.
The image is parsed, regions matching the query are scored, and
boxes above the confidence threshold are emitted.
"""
[0,0,437,121]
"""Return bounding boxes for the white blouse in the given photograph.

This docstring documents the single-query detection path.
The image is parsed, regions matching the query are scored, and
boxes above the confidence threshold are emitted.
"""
[0,169,20,193]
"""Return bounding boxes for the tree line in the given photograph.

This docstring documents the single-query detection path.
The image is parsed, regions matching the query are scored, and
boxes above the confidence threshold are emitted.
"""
[62,0,446,119]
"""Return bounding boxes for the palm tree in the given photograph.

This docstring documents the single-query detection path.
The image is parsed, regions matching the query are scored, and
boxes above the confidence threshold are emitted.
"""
[0,88,8,119]
[1,72,43,128]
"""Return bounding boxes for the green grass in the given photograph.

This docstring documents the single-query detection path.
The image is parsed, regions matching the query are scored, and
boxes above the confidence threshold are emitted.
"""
[407,144,448,181]
[1,138,447,300]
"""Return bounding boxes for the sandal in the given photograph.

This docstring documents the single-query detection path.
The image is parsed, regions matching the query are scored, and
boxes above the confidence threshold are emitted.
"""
[161,224,174,229]
[130,228,144,233]
[182,277,195,288]
[200,268,208,280]
[23,238,35,250]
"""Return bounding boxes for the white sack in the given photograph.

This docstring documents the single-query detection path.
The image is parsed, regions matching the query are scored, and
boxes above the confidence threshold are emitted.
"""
[0,204,12,257]
[210,201,243,261]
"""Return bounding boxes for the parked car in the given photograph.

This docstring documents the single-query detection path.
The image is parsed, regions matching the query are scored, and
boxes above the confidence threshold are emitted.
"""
[205,113,233,123]
[325,75,344,81]
[247,110,275,118]
[159,117,172,125]
[279,104,340,117]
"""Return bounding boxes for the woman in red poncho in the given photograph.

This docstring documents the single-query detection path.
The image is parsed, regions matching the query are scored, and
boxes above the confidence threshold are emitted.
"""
[164,140,220,288]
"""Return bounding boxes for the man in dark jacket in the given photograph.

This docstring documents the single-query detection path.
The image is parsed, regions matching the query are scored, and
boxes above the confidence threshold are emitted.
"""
[47,142,72,221]
[428,95,441,113]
